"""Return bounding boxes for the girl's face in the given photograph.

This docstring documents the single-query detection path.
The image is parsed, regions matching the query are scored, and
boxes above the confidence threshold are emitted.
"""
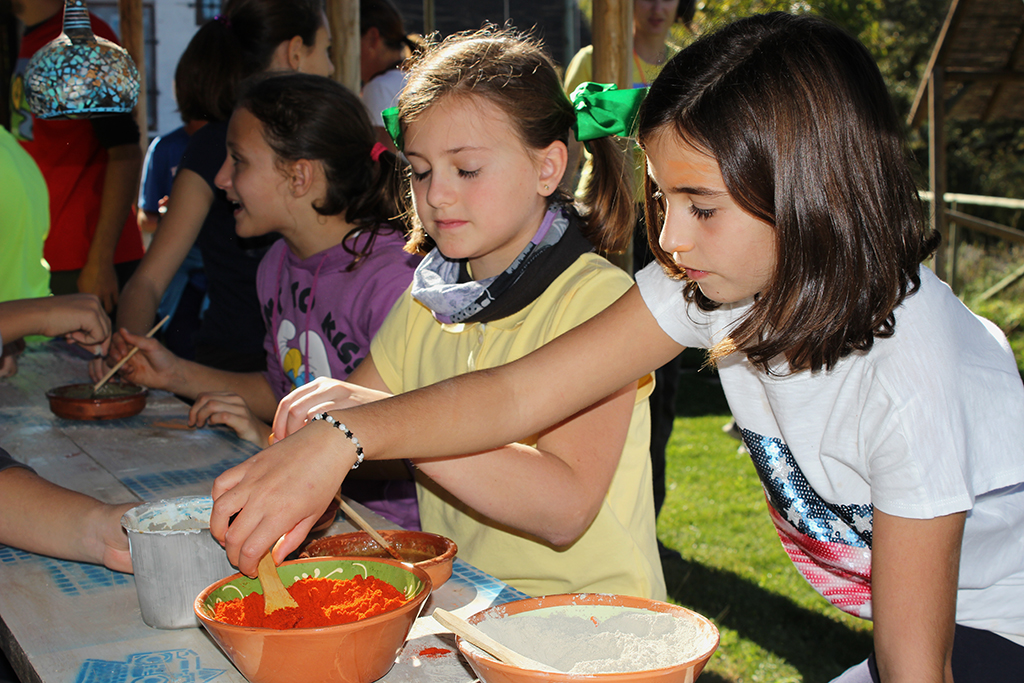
[292,13,335,77]
[404,96,557,281]
[215,108,295,239]
[634,0,679,42]
[646,128,777,304]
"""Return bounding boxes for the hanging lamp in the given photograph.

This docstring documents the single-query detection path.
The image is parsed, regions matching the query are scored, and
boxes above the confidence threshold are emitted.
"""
[24,0,139,119]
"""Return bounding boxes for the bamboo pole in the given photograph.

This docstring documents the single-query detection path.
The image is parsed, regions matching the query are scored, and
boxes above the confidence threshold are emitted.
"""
[928,66,948,282]
[118,0,146,148]
[327,0,360,93]
[591,0,633,274]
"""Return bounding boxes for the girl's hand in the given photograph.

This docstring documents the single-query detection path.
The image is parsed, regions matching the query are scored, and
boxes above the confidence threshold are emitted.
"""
[113,328,183,390]
[1,340,24,379]
[190,392,271,447]
[77,259,120,314]
[88,328,134,383]
[210,419,359,576]
[272,376,391,440]
[91,502,139,574]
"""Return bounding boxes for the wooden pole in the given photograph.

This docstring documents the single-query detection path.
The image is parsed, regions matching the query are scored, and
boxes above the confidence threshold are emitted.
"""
[423,0,435,36]
[591,0,631,87]
[326,0,360,93]
[591,0,633,274]
[928,67,948,282]
[118,0,146,149]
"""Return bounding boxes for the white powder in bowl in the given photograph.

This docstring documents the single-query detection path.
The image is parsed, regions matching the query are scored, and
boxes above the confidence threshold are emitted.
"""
[471,605,712,674]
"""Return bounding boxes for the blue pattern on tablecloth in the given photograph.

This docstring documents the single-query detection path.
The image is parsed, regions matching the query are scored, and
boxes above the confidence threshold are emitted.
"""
[0,546,131,594]
[74,650,224,683]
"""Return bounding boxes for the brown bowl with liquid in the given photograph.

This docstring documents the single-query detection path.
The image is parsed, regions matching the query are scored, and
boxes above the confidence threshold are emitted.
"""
[46,381,148,420]
[300,530,457,588]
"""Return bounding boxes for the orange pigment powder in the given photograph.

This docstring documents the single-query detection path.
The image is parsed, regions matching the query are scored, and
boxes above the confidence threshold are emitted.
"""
[213,575,407,629]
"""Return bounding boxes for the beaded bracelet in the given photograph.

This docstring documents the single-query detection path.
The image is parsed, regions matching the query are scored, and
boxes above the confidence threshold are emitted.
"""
[310,412,364,469]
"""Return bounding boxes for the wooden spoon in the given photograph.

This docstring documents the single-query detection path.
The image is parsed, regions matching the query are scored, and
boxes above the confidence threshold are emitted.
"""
[257,550,298,614]
[431,608,561,673]
[337,497,405,562]
[92,315,170,393]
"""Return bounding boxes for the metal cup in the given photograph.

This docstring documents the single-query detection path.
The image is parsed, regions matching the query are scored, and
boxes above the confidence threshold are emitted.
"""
[122,495,236,629]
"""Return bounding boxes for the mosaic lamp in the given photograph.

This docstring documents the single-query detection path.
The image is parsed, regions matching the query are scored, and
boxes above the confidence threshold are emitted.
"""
[24,0,139,119]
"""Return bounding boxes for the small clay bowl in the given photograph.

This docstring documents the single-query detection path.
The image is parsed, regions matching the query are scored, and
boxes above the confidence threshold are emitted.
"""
[301,530,457,588]
[457,593,720,683]
[46,381,148,420]
[195,557,432,683]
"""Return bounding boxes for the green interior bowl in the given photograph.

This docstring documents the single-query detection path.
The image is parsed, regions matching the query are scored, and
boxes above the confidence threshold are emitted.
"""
[198,557,427,614]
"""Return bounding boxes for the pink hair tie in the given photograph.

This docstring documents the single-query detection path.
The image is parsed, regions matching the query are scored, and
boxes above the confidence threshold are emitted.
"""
[370,142,388,162]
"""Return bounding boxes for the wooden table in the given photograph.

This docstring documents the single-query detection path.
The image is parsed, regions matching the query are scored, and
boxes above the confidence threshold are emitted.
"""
[0,341,526,683]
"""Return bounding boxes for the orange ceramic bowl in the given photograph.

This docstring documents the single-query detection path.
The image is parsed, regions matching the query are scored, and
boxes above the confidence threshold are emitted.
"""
[301,530,457,588]
[195,557,432,683]
[457,593,719,683]
[46,381,147,420]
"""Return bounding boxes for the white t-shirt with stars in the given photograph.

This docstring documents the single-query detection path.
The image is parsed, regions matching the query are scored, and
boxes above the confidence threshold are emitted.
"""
[637,263,1024,646]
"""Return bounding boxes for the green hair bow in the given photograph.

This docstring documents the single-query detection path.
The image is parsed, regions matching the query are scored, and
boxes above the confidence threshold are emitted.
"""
[380,83,646,152]
[381,106,403,151]
[570,82,648,143]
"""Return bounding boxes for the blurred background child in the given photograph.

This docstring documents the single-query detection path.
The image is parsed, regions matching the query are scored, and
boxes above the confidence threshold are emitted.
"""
[107,0,334,375]
[359,0,420,152]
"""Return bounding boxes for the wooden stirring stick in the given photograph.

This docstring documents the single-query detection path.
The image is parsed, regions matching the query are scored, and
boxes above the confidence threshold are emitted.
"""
[337,497,405,562]
[258,549,298,614]
[432,608,560,673]
[92,315,170,393]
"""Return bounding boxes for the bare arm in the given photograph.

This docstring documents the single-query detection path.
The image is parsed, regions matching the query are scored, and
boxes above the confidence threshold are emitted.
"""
[0,467,138,573]
[212,285,683,574]
[0,294,111,354]
[78,143,142,313]
[275,354,637,546]
[871,509,964,683]
[115,169,213,340]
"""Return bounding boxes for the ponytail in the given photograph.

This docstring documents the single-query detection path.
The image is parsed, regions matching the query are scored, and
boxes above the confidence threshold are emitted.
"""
[577,134,635,254]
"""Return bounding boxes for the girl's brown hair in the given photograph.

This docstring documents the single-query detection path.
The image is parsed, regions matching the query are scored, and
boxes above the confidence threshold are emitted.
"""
[395,27,634,255]
[636,12,939,373]
[174,0,326,123]
[237,73,405,269]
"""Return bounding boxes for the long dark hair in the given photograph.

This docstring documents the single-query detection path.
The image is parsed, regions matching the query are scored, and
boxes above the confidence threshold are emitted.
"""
[236,73,405,267]
[173,0,325,123]
[636,12,939,373]
[395,27,634,256]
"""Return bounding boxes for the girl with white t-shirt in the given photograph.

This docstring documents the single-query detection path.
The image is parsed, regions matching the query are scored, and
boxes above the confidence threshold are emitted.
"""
[209,14,1024,681]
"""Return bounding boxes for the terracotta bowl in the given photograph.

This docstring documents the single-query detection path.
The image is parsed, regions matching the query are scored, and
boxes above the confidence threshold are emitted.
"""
[301,530,457,588]
[195,557,432,683]
[457,593,719,683]
[46,381,147,420]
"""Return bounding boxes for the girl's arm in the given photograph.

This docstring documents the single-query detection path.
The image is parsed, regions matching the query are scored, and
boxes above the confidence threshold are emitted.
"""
[0,467,138,573]
[111,169,213,363]
[871,509,965,683]
[77,143,142,313]
[275,356,636,545]
[212,285,684,574]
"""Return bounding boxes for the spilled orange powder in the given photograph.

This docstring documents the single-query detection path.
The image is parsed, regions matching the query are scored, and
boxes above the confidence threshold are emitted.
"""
[213,575,406,629]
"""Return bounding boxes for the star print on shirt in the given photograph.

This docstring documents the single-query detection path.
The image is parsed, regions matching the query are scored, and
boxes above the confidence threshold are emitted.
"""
[741,427,875,618]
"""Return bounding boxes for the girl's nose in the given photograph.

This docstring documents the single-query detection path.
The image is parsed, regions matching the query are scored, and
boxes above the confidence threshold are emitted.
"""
[214,155,232,192]
[425,175,454,209]
[658,211,694,255]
